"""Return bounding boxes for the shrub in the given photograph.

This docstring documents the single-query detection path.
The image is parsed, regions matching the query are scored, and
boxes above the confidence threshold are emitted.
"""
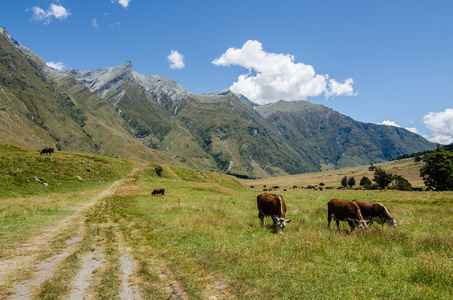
[155,166,163,177]
[359,176,372,186]
[347,176,356,187]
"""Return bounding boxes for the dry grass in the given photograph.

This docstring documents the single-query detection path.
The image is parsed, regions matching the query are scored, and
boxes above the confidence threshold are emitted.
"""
[243,159,425,188]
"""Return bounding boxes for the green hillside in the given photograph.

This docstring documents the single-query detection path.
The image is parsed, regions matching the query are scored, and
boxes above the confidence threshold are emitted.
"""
[0,27,437,178]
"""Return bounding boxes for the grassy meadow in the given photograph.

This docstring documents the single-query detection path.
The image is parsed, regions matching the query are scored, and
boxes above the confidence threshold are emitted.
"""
[119,168,453,299]
[0,145,452,299]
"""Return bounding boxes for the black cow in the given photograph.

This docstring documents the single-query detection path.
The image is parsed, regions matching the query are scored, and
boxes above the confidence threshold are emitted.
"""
[40,147,55,155]
[152,188,165,196]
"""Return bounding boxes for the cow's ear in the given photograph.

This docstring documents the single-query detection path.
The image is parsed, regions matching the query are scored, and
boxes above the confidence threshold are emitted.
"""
[286,219,291,223]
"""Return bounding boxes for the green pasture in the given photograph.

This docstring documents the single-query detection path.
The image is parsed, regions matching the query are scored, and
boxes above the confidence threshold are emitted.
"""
[117,166,453,299]
[0,154,452,299]
[0,144,134,254]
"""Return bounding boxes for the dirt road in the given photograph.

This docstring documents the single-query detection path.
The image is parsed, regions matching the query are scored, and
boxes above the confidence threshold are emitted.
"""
[0,164,235,300]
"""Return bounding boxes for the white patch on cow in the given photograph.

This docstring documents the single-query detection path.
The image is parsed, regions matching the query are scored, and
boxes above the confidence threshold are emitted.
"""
[278,195,284,217]
[276,218,291,234]
[380,203,393,218]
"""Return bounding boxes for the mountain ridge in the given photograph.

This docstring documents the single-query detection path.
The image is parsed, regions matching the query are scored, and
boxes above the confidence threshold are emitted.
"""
[0,26,437,177]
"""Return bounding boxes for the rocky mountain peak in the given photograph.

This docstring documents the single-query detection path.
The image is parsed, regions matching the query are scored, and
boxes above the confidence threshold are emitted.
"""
[0,26,45,68]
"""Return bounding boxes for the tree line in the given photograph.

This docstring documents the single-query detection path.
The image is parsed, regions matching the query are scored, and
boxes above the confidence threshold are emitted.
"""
[341,148,453,191]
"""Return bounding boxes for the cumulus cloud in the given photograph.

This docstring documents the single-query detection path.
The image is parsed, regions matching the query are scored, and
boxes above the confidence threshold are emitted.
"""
[28,4,71,24]
[212,40,356,104]
[378,120,419,134]
[46,61,65,71]
[167,50,185,69]
[423,109,453,144]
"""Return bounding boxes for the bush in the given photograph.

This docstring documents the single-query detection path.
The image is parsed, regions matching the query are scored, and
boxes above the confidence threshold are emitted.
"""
[347,176,356,187]
[359,176,372,186]
[391,174,413,191]
[155,166,163,177]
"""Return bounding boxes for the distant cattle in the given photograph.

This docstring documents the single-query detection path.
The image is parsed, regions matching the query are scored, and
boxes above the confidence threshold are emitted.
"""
[152,188,165,196]
[40,147,55,155]
[257,193,291,234]
[352,199,397,227]
[327,198,368,232]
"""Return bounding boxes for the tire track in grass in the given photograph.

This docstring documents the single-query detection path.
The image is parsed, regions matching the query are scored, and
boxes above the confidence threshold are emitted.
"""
[67,248,105,300]
[3,163,238,299]
[1,166,142,299]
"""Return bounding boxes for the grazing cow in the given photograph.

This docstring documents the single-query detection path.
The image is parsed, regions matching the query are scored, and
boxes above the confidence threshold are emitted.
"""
[352,199,397,227]
[152,188,165,196]
[327,198,368,232]
[40,147,55,155]
[257,193,291,234]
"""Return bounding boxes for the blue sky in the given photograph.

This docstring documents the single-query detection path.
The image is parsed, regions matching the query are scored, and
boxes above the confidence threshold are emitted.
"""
[1,0,452,144]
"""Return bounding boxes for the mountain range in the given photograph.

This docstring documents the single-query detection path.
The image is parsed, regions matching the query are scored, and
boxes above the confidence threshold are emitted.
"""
[0,27,436,178]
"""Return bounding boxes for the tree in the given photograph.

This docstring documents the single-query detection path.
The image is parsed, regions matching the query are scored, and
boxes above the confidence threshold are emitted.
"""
[420,151,453,191]
[359,176,372,186]
[347,176,356,187]
[341,176,348,187]
[373,167,394,189]
[392,174,412,191]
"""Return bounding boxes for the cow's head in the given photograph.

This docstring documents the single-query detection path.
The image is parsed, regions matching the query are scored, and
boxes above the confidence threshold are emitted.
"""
[355,219,369,229]
[385,218,397,227]
[275,218,291,234]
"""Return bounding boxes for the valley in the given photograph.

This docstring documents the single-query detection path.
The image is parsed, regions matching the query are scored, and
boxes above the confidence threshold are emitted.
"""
[0,147,452,299]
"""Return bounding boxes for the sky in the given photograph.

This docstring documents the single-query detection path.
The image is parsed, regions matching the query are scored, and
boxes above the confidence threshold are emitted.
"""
[1,0,452,144]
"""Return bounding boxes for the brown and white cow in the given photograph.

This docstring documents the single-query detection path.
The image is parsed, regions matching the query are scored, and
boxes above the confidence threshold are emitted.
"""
[257,193,291,234]
[352,199,397,227]
[327,198,368,232]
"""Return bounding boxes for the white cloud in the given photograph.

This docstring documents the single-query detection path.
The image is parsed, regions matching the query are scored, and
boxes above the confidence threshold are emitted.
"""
[212,40,356,104]
[114,0,131,8]
[167,50,185,69]
[423,109,453,144]
[109,22,121,30]
[28,4,71,24]
[46,61,65,71]
[379,120,400,127]
[92,18,98,29]
[405,127,419,134]
[378,120,418,134]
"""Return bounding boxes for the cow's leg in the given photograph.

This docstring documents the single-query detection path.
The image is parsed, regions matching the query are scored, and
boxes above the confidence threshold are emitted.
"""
[347,220,355,232]
[336,220,340,231]
[271,215,278,225]
[327,213,332,229]
[259,211,265,226]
